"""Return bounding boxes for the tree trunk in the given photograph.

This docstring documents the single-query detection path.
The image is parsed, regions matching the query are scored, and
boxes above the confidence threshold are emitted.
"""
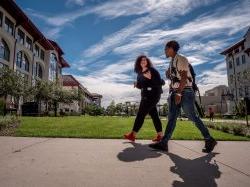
[16,96,20,117]
[54,101,57,117]
[3,95,7,116]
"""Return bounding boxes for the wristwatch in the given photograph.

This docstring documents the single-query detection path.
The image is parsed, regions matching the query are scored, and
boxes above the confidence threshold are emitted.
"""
[176,93,182,97]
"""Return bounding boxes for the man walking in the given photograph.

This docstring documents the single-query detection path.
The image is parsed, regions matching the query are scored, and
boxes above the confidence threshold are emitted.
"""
[149,40,217,153]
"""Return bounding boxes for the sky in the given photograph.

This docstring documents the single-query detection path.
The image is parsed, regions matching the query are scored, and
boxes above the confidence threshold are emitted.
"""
[16,0,250,107]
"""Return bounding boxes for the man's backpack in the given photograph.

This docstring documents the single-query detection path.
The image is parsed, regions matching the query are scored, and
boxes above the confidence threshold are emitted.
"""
[188,64,198,92]
[188,63,205,118]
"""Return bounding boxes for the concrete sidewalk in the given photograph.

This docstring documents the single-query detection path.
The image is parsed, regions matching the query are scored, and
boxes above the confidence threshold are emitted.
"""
[0,137,249,187]
[161,117,248,125]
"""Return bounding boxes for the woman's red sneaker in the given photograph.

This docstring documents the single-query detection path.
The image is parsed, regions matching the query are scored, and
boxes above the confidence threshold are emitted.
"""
[152,134,163,142]
[124,132,136,142]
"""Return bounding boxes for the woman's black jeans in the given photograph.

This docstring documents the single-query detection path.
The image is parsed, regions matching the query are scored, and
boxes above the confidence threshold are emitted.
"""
[132,89,162,133]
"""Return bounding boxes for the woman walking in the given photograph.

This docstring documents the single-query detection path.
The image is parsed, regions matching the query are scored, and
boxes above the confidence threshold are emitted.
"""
[124,55,165,142]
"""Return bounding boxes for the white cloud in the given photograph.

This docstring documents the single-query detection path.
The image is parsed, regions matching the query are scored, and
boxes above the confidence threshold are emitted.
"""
[110,0,250,59]
[81,0,217,62]
[197,62,228,95]
[65,0,85,7]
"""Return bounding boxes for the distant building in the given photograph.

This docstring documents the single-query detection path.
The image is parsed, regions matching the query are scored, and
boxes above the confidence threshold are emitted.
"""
[204,85,229,97]
[220,27,250,102]
[62,75,102,113]
[198,85,229,115]
[91,93,102,107]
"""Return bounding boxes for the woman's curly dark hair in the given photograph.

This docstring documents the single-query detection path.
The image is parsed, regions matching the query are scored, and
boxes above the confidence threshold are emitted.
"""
[134,55,153,74]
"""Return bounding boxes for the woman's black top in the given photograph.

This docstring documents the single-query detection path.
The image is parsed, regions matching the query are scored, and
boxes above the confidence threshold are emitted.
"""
[136,67,164,97]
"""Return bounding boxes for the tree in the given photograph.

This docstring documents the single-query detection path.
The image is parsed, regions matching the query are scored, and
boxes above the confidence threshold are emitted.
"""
[85,104,104,116]
[29,80,53,114]
[115,103,123,116]
[0,67,24,115]
[106,100,116,116]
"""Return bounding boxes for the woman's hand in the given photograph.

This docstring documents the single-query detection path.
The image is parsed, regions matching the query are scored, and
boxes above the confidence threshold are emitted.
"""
[143,71,151,79]
[134,81,137,88]
[175,93,182,105]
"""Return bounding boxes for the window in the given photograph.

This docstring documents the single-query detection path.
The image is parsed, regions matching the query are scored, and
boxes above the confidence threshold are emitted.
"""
[34,45,39,57]
[229,75,234,84]
[237,72,241,82]
[243,70,248,79]
[228,61,232,69]
[49,53,57,81]
[236,57,240,66]
[242,55,246,64]
[245,86,249,96]
[17,29,25,45]
[0,11,3,26]
[40,49,45,60]
[0,39,10,61]
[26,37,32,50]
[4,17,14,36]
[16,51,29,72]
[32,62,43,79]
[239,87,243,97]
[37,63,43,78]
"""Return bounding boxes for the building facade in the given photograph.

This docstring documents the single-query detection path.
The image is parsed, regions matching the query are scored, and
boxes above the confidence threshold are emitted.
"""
[221,27,250,102]
[0,0,69,114]
[197,85,229,115]
[62,75,102,114]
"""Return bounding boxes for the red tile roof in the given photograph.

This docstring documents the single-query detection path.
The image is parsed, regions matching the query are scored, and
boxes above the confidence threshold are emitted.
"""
[0,0,70,68]
[62,75,80,87]
[0,0,54,50]
[62,75,102,98]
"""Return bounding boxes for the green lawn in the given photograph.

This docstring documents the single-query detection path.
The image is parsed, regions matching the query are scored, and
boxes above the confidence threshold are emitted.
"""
[15,116,250,141]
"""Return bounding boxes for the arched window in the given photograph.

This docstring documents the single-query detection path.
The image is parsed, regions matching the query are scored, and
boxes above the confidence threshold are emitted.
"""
[33,62,43,79]
[49,53,57,81]
[37,63,43,79]
[16,51,29,72]
[0,39,10,61]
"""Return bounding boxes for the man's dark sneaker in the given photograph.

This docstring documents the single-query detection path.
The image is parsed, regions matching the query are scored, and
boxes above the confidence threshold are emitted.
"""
[202,138,217,153]
[149,141,168,152]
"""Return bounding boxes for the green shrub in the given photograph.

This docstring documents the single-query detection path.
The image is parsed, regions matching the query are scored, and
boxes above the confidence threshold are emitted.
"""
[221,126,230,133]
[232,126,246,136]
[206,122,215,129]
[0,115,19,130]
[70,111,81,116]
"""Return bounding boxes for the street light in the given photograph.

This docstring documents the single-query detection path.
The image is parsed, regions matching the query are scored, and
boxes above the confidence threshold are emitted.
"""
[229,54,238,101]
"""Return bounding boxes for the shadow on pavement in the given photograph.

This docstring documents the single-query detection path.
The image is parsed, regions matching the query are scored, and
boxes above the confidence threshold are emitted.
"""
[117,142,163,162]
[166,152,221,187]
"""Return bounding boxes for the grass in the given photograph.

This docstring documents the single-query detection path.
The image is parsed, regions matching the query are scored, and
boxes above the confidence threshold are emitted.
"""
[14,116,250,141]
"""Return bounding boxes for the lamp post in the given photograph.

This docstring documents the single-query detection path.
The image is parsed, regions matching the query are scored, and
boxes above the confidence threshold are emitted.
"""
[228,54,240,114]
[230,55,238,101]
[0,38,4,61]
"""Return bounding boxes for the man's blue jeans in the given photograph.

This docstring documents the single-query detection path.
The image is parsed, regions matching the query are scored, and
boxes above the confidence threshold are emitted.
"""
[162,88,211,144]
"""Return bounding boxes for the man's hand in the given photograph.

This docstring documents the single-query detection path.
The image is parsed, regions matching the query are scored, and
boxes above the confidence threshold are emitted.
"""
[175,94,182,105]
[166,68,171,79]
[143,71,151,79]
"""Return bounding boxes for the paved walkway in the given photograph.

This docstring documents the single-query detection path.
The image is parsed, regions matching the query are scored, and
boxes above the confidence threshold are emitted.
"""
[161,117,248,125]
[0,137,250,187]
